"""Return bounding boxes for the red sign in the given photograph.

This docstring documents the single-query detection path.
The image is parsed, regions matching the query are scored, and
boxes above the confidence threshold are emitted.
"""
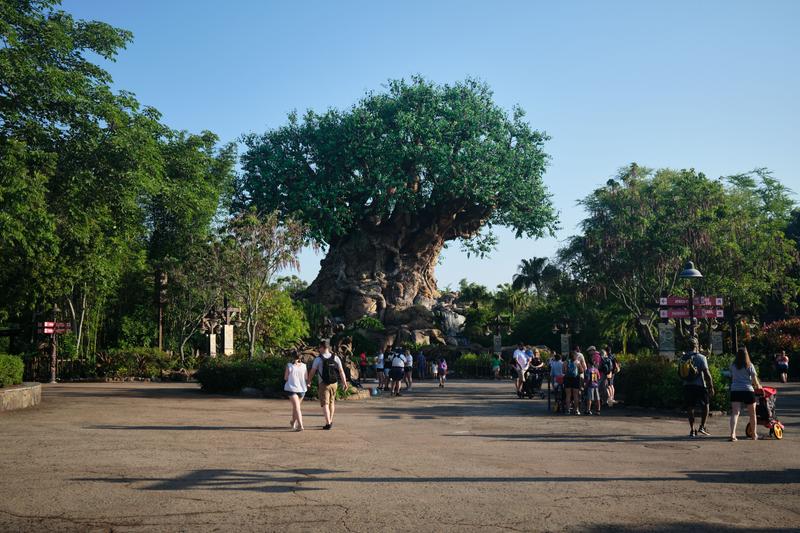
[37,322,71,335]
[660,308,724,319]
[659,296,724,307]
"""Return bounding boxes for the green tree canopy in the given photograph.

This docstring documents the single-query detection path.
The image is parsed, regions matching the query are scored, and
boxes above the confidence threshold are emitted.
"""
[240,76,557,255]
[560,164,798,347]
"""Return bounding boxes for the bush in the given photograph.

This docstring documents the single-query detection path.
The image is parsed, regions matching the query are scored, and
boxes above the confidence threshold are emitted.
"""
[196,356,358,399]
[195,356,288,394]
[96,348,176,379]
[452,352,495,378]
[615,354,730,411]
[0,354,25,387]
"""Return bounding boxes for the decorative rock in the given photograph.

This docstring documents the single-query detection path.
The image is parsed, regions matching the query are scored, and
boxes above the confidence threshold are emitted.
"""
[0,382,42,412]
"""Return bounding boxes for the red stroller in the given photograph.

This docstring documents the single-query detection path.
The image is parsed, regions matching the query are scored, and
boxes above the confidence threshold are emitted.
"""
[746,387,784,440]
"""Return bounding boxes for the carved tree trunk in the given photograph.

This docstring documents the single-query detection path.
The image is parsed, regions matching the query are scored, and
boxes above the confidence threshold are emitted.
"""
[306,205,487,324]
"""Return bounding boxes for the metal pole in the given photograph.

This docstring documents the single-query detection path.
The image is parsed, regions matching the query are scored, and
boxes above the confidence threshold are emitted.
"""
[50,304,58,383]
[688,287,697,344]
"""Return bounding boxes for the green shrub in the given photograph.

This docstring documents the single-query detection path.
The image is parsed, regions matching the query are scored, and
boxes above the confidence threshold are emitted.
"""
[0,354,24,387]
[195,356,288,394]
[616,354,730,411]
[452,352,495,378]
[96,348,176,378]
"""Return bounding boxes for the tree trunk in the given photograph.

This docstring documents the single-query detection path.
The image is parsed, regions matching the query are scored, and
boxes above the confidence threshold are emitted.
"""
[306,223,445,324]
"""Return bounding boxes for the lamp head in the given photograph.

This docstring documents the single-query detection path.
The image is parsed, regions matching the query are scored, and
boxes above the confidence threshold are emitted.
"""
[679,261,703,279]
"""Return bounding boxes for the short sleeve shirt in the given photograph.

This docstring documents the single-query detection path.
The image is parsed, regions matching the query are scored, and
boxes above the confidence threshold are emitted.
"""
[311,353,343,384]
[686,352,708,387]
[730,363,757,392]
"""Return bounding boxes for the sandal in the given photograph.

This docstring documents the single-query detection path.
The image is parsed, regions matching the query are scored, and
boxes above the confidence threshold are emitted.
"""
[729,436,737,442]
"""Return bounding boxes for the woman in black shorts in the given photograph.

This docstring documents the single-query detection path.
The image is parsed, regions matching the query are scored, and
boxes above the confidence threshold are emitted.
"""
[729,347,762,441]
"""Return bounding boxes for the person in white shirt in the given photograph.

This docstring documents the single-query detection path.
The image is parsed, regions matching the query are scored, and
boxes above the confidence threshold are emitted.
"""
[375,350,385,389]
[404,349,414,390]
[513,343,529,398]
[284,350,308,432]
[390,350,406,397]
[307,341,347,430]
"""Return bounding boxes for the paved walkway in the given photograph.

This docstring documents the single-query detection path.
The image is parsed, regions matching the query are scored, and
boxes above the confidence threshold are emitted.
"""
[1,379,799,532]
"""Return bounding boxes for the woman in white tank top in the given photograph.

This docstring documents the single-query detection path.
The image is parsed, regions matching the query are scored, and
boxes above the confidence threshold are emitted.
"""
[284,350,308,431]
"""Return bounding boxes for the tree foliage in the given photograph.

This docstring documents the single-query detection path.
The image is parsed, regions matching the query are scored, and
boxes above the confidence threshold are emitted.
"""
[559,164,799,348]
[240,77,557,256]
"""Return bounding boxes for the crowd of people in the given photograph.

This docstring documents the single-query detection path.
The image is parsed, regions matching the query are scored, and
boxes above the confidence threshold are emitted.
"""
[283,338,790,436]
[509,343,620,415]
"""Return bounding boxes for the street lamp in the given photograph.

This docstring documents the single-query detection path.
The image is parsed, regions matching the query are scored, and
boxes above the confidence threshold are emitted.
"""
[678,261,703,345]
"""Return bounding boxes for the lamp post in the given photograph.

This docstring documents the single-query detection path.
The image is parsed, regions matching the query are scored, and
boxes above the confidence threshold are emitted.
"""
[678,260,703,346]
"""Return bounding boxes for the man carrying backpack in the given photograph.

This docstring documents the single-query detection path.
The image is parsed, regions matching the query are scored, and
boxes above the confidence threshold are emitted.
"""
[680,339,715,438]
[308,340,348,430]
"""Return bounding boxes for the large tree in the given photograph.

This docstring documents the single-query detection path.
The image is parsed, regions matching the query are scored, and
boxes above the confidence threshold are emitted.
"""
[560,164,799,349]
[240,78,557,323]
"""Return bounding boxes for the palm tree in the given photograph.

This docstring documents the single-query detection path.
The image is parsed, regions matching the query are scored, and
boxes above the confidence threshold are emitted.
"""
[512,257,559,296]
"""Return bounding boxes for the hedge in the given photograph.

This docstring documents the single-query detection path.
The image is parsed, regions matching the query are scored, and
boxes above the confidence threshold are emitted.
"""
[196,356,357,399]
[95,348,176,379]
[195,356,289,394]
[0,354,24,387]
[615,354,731,411]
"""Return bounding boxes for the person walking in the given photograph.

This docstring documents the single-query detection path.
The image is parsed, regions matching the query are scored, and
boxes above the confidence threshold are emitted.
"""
[375,349,385,389]
[438,358,448,388]
[729,347,763,441]
[564,350,585,415]
[404,348,414,390]
[390,349,406,396]
[680,340,715,438]
[491,353,502,380]
[416,350,427,380]
[284,350,308,432]
[431,359,439,382]
[584,359,601,415]
[359,351,368,381]
[513,343,529,398]
[549,353,565,413]
[604,345,619,406]
[776,351,789,383]
[307,341,348,430]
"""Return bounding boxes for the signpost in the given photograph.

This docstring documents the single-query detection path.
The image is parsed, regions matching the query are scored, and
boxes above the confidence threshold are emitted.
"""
[711,331,724,355]
[560,334,570,357]
[659,308,724,319]
[658,323,676,358]
[37,317,71,383]
[659,296,723,307]
[492,335,502,355]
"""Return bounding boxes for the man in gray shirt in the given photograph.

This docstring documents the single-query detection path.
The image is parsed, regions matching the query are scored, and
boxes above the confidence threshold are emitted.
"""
[682,339,716,438]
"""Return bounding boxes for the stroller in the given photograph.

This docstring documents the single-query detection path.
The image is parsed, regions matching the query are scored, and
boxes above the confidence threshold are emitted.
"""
[746,387,785,440]
[551,375,566,413]
[521,368,545,399]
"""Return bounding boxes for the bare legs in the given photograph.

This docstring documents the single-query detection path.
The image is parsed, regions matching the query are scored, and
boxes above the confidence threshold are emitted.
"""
[729,401,758,440]
[289,394,304,431]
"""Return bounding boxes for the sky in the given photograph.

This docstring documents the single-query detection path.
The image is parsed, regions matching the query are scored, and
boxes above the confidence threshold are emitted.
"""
[63,0,800,290]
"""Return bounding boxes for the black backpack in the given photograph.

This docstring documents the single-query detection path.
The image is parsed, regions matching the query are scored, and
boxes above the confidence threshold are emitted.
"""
[320,355,340,385]
[600,357,613,376]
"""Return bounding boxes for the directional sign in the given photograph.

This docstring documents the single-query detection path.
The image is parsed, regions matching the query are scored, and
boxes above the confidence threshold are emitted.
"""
[660,308,724,319]
[37,321,71,335]
[659,296,724,307]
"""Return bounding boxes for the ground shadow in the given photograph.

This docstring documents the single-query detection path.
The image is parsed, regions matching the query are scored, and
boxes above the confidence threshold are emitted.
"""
[73,468,799,494]
[84,424,289,432]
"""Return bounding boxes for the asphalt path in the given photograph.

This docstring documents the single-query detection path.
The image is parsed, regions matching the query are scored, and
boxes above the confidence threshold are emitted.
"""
[1,379,799,532]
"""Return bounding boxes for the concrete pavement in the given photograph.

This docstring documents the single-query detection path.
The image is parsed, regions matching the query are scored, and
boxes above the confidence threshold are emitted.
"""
[1,379,799,532]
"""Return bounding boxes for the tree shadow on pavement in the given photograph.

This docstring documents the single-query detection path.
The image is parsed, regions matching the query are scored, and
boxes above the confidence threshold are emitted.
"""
[583,524,795,533]
[73,468,798,493]
[84,424,289,432]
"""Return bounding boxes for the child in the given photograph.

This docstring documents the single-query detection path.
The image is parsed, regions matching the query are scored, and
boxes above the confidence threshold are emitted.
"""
[585,360,601,415]
[283,350,308,431]
[438,358,448,388]
[431,359,439,381]
[776,351,789,383]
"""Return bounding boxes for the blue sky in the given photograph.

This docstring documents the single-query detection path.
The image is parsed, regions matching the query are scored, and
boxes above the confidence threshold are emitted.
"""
[63,0,800,290]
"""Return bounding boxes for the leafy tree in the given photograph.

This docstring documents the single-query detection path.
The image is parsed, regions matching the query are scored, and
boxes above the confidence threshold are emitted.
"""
[511,257,560,296]
[221,211,307,359]
[560,164,798,349]
[239,77,557,323]
[256,290,309,354]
